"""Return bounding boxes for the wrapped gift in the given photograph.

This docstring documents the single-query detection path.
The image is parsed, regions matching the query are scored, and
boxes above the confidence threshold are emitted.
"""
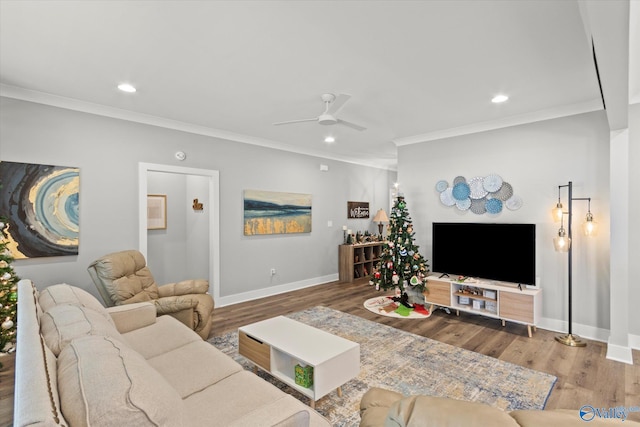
[294,364,314,388]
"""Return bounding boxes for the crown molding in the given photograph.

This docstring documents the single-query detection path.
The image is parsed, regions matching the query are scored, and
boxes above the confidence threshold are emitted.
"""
[0,84,396,171]
[392,99,603,146]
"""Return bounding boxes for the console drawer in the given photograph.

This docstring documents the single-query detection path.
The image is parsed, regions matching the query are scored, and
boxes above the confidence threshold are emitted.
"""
[238,331,271,371]
[424,279,451,306]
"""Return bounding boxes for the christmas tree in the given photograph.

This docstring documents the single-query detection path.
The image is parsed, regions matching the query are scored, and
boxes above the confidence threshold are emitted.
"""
[371,196,429,299]
[0,218,18,354]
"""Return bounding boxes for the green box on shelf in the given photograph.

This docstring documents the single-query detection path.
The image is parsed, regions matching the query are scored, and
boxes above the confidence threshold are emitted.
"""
[294,364,314,388]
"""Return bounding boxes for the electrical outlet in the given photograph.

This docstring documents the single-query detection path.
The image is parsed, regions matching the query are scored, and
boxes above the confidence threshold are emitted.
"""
[270,268,276,276]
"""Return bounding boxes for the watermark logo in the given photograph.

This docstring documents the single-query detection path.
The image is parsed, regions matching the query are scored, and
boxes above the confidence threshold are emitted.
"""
[579,404,640,422]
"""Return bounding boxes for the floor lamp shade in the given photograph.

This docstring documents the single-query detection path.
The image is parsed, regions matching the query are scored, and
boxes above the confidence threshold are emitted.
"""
[553,226,571,252]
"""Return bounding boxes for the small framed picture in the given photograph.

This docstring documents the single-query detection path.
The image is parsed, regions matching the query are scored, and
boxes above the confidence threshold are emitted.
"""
[147,194,167,230]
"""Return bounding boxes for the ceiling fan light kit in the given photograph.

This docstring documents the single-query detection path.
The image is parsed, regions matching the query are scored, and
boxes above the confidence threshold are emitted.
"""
[273,93,367,132]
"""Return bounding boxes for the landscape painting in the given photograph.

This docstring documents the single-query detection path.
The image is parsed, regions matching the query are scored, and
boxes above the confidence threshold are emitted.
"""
[0,161,80,258]
[243,190,312,235]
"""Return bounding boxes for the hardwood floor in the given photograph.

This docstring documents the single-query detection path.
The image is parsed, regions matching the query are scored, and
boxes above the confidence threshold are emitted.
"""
[1,279,638,425]
[211,279,640,422]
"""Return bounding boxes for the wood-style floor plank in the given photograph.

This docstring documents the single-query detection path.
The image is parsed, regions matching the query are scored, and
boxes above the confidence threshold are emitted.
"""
[210,279,640,421]
[1,279,638,424]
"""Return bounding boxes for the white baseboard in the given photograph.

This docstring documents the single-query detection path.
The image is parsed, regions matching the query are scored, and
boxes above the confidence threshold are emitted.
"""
[538,317,610,342]
[539,317,637,364]
[216,273,339,307]
[606,342,634,364]
[629,333,640,351]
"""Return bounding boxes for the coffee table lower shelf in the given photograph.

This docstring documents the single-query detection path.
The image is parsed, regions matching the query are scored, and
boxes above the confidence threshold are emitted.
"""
[238,317,360,408]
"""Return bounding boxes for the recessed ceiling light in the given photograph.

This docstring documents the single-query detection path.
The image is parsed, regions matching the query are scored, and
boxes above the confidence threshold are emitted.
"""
[491,94,509,103]
[324,136,335,143]
[117,83,137,93]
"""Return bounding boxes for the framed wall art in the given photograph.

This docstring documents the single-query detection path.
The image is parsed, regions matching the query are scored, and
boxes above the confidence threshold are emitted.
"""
[243,190,312,235]
[0,160,80,259]
[147,194,167,230]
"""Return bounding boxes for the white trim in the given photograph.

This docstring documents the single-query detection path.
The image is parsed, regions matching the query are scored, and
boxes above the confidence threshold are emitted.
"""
[217,274,338,307]
[606,342,634,365]
[538,317,610,343]
[0,84,394,171]
[629,333,640,351]
[138,162,221,303]
[393,99,602,146]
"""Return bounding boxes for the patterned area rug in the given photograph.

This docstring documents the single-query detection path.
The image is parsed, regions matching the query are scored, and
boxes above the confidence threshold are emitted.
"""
[209,306,556,427]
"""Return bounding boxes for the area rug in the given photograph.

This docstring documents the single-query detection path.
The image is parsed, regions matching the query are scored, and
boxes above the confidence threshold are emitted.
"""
[208,306,556,427]
[363,296,432,319]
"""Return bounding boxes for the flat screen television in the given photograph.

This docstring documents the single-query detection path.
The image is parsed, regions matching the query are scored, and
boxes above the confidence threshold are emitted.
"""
[432,222,536,286]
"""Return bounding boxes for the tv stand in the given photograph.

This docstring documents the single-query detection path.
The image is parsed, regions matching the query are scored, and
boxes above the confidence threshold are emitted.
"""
[438,273,450,279]
[423,274,541,337]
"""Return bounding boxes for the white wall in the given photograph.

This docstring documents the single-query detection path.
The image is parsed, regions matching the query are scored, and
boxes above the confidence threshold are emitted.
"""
[629,103,640,338]
[0,97,395,304]
[397,111,611,334]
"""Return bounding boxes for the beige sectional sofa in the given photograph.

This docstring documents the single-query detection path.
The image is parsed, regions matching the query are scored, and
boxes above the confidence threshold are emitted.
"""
[360,387,640,426]
[14,279,330,427]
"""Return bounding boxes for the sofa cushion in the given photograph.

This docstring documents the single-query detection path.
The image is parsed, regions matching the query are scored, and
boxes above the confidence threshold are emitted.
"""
[38,283,110,319]
[184,370,294,425]
[147,340,243,398]
[385,395,520,427]
[122,315,201,359]
[40,304,124,356]
[57,335,185,427]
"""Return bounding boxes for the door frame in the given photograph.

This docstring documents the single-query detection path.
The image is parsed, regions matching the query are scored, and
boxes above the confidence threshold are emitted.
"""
[138,162,220,302]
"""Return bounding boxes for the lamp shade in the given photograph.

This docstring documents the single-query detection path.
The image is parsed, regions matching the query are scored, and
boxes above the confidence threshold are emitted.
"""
[553,226,571,252]
[582,212,597,236]
[551,202,564,222]
[372,209,389,223]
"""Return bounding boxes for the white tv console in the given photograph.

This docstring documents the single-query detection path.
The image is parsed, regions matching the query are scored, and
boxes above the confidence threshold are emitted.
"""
[423,274,542,337]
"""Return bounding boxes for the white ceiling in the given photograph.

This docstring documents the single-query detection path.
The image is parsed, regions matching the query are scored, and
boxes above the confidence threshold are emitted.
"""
[0,1,636,170]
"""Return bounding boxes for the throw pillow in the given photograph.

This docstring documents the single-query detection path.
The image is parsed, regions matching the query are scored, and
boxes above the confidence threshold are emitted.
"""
[57,335,185,427]
[40,304,123,356]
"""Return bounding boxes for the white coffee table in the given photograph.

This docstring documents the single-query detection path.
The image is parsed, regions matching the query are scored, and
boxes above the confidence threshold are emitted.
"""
[238,316,360,408]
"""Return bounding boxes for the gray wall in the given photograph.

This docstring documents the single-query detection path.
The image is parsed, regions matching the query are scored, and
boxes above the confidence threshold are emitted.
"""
[0,97,395,304]
[397,111,613,336]
[147,171,210,284]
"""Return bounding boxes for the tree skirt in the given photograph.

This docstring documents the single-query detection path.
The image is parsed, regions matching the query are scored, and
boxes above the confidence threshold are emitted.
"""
[363,295,432,319]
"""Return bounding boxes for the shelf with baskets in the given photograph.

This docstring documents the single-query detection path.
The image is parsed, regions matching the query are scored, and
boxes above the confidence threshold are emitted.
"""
[338,242,384,283]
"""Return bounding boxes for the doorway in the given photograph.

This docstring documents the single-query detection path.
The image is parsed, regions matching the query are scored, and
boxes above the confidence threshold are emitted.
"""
[138,162,220,302]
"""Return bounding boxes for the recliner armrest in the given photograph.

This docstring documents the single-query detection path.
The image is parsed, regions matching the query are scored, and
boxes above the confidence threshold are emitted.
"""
[155,295,199,315]
[106,302,156,333]
[157,279,209,297]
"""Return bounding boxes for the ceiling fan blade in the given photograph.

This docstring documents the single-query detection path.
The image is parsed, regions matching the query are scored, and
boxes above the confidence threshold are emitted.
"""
[337,118,366,131]
[273,118,318,126]
[326,93,351,115]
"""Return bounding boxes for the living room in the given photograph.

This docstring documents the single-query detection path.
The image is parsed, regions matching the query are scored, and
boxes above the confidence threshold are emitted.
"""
[1,1,639,426]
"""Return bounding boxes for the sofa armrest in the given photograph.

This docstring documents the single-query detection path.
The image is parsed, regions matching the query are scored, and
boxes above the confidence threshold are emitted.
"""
[106,302,156,333]
[157,279,209,297]
[360,387,404,427]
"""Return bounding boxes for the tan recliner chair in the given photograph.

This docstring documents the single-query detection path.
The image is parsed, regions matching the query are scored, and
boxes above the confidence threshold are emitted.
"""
[88,249,214,339]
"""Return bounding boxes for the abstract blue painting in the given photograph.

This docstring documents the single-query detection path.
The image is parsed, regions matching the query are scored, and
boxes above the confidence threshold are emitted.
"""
[0,161,79,258]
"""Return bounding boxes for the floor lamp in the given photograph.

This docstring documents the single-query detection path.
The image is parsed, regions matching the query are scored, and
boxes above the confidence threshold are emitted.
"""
[551,181,596,347]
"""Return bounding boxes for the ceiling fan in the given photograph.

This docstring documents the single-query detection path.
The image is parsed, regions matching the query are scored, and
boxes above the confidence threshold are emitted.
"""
[273,93,366,131]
